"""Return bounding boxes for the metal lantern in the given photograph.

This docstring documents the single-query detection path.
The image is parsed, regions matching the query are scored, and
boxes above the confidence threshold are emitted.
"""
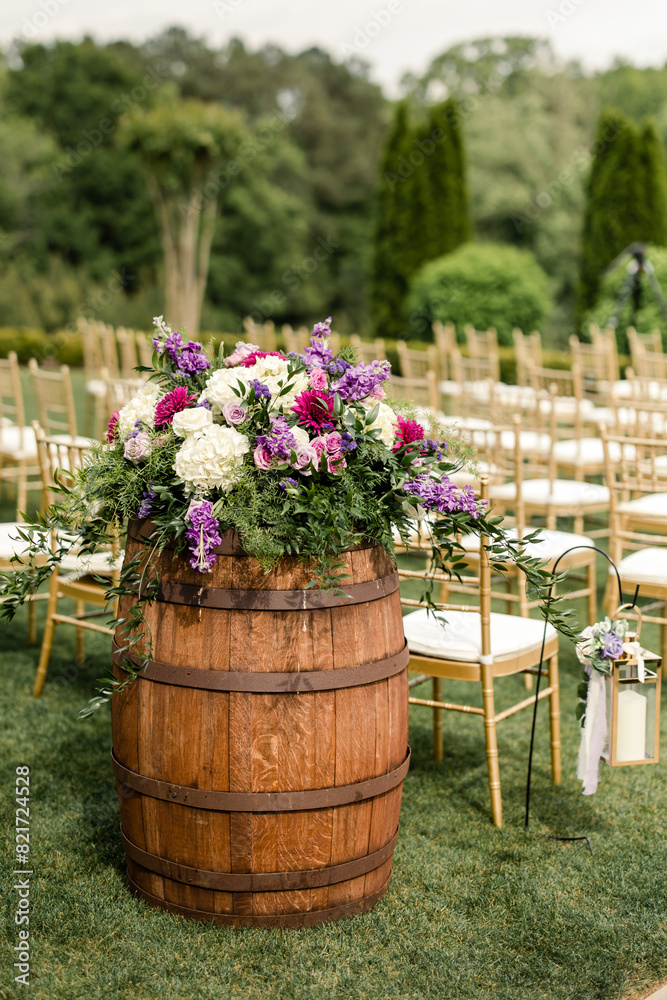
[602,607,662,767]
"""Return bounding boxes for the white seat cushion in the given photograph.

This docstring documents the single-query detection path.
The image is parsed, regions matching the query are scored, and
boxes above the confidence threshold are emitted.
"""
[0,523,34,560]
[403,607,557,662]
[552,437,635,466]
[0,425,38,459]
[460,527,594,562]
[471,429,551,454]
[441,416,493,433]
[613,547,667,586]
[617,492,667,519]
[50,434,95,449]
[437,380,462,397]
[59,549,124,575]
[86,379,108,399]
[491,478,609,508]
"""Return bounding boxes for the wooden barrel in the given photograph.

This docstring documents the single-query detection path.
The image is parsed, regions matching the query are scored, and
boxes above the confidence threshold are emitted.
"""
[111,520,409,928]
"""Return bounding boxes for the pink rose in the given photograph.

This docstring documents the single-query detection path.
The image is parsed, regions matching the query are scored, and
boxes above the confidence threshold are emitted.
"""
[310,436,328,459]
[292,445,318,476]
[222,401,248,425]
[369,385,386,401]
[324,431,342,453]
[309,368,328,391]
[224,341,261,367]
[327,452,346,474]
[124,432,151,464]
[253,444,273,470]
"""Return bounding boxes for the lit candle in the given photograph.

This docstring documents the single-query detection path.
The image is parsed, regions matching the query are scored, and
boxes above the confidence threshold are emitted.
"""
[616,688,647,762]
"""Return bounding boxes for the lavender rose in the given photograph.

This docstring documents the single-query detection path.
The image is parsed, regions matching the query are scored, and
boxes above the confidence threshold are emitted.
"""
[600,630,624,659]
[253,444,274,470]
[292,445,319,475]
[222,401,248,426]
[124,431,151,464]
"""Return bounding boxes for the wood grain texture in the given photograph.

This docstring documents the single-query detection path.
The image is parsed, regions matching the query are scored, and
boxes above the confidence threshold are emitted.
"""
[113,522,408,925]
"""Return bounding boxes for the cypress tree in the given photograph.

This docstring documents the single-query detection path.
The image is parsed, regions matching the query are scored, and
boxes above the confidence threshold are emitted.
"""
[370,99,471,338]
[578,109,667,318]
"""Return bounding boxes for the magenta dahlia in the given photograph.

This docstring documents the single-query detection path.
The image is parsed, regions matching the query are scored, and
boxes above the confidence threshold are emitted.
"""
[393,414,425,452]
[291,390,335,432]
[154,386,199,427]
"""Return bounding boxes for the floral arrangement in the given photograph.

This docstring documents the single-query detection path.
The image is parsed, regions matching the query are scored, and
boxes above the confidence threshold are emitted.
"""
[576,617,633,682]
[0,315,575,712]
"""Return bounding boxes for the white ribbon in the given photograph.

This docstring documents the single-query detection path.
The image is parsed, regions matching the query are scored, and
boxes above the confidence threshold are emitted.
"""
[622,641,645,682]
[577,669,607,795]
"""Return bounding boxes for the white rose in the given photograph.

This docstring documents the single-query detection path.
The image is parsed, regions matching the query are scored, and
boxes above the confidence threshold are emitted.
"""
[243,358,309,410]
[364,401,397,449]
[200,368,252,415]
[291,425,310,447]
[172,407,213,437]
[174,424,250,493]
[117,383,161,438]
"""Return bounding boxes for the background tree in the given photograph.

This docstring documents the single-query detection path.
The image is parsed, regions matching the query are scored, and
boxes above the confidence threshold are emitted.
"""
[578,110,667,319]
[119,100,247,335]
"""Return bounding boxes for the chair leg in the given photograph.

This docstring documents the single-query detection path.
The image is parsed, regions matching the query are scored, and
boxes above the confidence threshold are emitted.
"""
[587,559,597,624]
[27,599,36,646]
[75,600,85,664]
[548,653,561,785]
[574,513,584,536]
[17,460,27,515]
[33,588,58,698]
[661,617,667,669]
[481,661,502,827]
[432,677,443,763]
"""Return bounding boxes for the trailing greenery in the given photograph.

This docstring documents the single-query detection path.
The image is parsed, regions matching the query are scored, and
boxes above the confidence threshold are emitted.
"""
[407,242,552,345]
[578,109,667,320]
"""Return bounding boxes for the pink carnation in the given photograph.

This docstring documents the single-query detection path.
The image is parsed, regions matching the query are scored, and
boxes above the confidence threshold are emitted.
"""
[309,368,328,391]
[155,386,198,428]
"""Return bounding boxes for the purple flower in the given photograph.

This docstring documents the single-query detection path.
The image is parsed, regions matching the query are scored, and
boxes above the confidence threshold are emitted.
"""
[325,358,351,377]
[312,316,332,338]
[403,474,487,519]
[176,341,211,375]
[330,360,391,402]
[185,500,222,573]
[254,416,300,465]
[197,398,212,410]
[340,431,357,453]
[302,340,333,368]
[164,330,184,362]
[249,379,271,400]
[138,488,156,519]
[600,630,624,660]
[280,478,299,492]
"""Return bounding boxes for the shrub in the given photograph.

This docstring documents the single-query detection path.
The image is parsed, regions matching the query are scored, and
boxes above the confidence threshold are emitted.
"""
[406,243,552,346]
[581,243,667,353]
[0,328,51,364]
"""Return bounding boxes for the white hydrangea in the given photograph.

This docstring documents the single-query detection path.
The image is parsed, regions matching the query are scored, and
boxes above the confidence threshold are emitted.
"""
[173,424,250,493]
[172,407,213,438]
[199,368,252,415]
[242,357,309,410]
[364,401,397,449]
[117,383,161,438]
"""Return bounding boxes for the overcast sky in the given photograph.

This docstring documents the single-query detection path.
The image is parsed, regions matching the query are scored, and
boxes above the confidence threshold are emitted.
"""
[2,0,665,94]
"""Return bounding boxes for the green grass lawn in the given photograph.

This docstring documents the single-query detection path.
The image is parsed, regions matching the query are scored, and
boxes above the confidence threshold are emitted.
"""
[1,579,666,1000]
[1,372,666,998]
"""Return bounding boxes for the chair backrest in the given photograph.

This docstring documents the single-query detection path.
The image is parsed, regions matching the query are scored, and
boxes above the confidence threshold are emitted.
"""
[396,341,437,379]
[28,360,78,438]
[589,325,620,383]
[569,335,613,397]
[281,325,310,355]
[98,323,120,378]
[350,335,386,365]
[105,376,146,413]
[623,369,667,402]
[386,371,439,416]
[513,328,542,387]
[432,321,456,381]
[465,325,500,382]
[242,317,276,353]
[78,318,103,378]
[627,326,663,376]
[396,476,492,660]
[602,427,667,559]
[116,328,139,378]
[33,422,92,509]
[527,361,583,401]
[135,331,154,369]
[0,351,26,431]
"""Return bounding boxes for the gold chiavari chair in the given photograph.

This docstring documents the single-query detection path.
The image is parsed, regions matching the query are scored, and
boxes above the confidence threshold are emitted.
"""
[399,477,561,827]
[242,317,276,352]
[28,360,91,445]
[0,352,41,511]
[32,425,122,697]
[513,328,542,387]
[396,341,437,380]
[350,335,386,365]
[465,325,500,383]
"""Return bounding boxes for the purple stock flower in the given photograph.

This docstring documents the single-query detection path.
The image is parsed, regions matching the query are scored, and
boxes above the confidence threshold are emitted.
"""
[254,416,299,463]
[197,398,212,410]
[138,488,156,519]
[177,341,211,375]
[185,500,222,573]
[325,357,351,377]
[312,316,332,337]
[249,379,271,400]
[302,340,333,368]
[330,360,391,402]
[600,630,624,659]
[403,474,487,519]
[164,330,184,362]
[340,431,357,453]
[280,477,299,491]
